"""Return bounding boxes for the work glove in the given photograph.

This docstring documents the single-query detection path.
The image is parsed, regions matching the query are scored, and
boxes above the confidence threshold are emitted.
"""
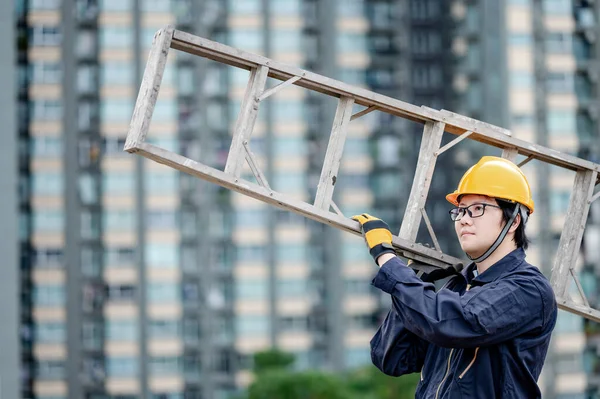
[351,213,396,264]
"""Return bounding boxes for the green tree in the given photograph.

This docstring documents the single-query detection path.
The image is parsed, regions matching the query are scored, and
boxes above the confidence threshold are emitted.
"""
[244,350,419,399]
[345,365,420,399]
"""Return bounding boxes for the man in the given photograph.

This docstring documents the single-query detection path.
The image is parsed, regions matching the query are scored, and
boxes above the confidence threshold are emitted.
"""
[352,156,557,398]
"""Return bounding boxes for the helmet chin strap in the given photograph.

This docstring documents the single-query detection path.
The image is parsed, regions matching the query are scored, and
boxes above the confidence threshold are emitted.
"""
[467,204,521,264]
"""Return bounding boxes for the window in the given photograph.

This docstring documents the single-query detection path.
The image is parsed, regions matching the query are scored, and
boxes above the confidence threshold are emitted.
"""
[29,25,61,46]
[149,319,180,338]
[236,209,266,228]
[345,278,372,295]
[105,247,135,266]
[150,356,182,375]
[274,137,308,156]
[554,352,583,374]
[551,190,571,214]
[228,30,262,51]
[104,172,134,195]
[32,209,64,232]
[277,279,309,297]
[148,283,179,302]
[411,31,441,55]
[100,26,133,48]
[272,101,304,122]
[276,244,307,262]
[106,356,138,377]
[546,32,571,53]
[79,174,98,204]
[101,62,134,86]
[229,0,260,14]
[35,322,65,343]
[547,110,576,134]
[34,248,63,268]
[107,284,137,301]
[101,99,133,122]
[346,347,371,368]
[36,360,65,380]
[30,136,62,158]
[146,209,177,229]
[77,30,96,58]
[272,172,305,192]
[100,0,132,11]
[236,316,268,335]
[30,0,61,10]
[146,244,179,268]
[31,62,61,84]
[77,65,97,93]
[511,113,535,127]
[555,310,582,333]
[236,279,267,299]
[510,71,533,88]
[34,285,65,306]
[543,0,570,14]
[32,100,62,121]
[546,72,573,93]
[339,0,364,17]
[272,30,301,53]
[338,33,367,53]
[270,0,300,15]
[279,316,308,332]
[145,171,178,194]
[106,320,137,341]
[237,245,266,263]
[508,33,532,47]
[142,0,170,12]
[152,100,177,122]
[31,173,63,196]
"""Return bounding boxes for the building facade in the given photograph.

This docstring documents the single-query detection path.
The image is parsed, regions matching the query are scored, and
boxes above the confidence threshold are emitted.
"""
[6,0,600,398]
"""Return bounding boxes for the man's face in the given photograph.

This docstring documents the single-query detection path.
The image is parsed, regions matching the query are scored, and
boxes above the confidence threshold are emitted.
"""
[454,194,505,258]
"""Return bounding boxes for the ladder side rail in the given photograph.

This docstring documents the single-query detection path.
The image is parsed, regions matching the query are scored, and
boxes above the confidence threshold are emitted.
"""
[550,169,598,298]
[125,141,463,269]
[124,26,174,151]
[170,28,600,174]
[398,121,445,242]
[558,300,600,323]
[224,65,269,178]
[314,96,354,211]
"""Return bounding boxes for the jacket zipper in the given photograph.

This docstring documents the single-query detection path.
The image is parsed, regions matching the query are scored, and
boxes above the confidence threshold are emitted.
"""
[432,282,472,397]
[459,347,480,379]
[434,348,454,399]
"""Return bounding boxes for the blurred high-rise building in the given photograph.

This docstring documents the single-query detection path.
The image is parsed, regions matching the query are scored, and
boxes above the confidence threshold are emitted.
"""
[4,0,600,399]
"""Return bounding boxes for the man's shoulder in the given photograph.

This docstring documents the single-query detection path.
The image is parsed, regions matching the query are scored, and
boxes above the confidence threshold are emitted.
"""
[510,261,558,321]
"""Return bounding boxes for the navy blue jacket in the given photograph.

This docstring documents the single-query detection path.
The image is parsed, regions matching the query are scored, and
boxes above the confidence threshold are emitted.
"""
[370,248,557,398]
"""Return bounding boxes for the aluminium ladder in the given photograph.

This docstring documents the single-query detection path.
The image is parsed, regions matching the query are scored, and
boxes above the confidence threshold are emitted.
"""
[124,26,600,323]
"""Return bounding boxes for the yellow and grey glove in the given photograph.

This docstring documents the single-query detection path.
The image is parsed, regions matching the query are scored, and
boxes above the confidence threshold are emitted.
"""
[351,213,396,263]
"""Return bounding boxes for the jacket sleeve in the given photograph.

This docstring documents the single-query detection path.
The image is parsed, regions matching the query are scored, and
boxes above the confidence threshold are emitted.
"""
[372,257,548,349]
[370,300,430,376]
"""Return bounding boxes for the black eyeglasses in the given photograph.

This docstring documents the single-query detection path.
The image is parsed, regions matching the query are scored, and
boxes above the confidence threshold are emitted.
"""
[449,203,502,221]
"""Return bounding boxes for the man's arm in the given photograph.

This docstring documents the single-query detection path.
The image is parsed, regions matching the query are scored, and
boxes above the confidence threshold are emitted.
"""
[371,304,430,376]
[373,257,548,349]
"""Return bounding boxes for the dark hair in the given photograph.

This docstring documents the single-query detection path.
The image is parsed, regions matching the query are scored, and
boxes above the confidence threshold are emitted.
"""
[496,199,530,250]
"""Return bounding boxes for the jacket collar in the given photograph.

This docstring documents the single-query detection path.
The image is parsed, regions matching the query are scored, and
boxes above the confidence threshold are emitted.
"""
[461,247,526,286]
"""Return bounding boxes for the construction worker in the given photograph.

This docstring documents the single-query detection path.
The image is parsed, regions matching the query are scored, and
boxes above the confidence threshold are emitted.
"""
[352,156,557,398]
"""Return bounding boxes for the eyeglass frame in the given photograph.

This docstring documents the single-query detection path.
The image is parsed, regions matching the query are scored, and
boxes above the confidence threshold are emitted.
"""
[449,202,503,222]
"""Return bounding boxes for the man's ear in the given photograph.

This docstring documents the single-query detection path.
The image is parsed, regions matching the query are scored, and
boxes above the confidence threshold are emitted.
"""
[509,213,521,233]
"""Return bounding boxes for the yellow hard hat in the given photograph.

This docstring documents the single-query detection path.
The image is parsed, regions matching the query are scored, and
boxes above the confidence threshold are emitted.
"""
[446,156,535,214]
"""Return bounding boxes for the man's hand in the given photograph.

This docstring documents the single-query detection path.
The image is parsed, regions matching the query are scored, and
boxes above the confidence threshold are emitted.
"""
[351,213,396,264]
